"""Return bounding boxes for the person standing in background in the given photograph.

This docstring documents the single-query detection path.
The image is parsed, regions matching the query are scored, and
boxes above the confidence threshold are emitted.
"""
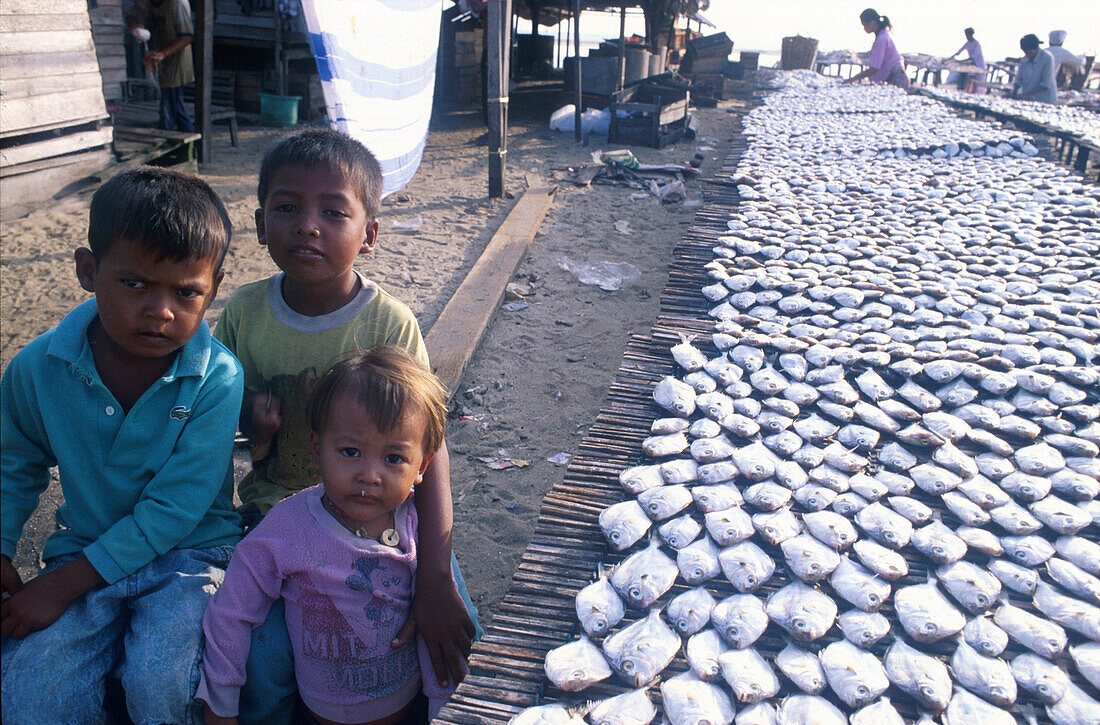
[133,0,195,132]
[945,27,986,93]
[1012,34,1058,104]
[1047,30,1085,89]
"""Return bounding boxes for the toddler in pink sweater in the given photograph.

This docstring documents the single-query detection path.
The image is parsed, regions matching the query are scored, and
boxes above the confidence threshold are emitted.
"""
[197,347,465,725]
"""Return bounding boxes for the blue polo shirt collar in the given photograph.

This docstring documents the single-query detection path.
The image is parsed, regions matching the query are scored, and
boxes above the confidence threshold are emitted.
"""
[45,299,213,383]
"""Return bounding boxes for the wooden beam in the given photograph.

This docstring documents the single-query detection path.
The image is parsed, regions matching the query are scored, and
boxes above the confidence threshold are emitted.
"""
[572,0,581,142]
[486,0,507,198]
[195,0,214,164]
[424,186,556,397]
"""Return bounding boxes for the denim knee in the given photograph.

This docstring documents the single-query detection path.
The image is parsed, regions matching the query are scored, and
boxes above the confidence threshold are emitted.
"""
[239,599,296,725]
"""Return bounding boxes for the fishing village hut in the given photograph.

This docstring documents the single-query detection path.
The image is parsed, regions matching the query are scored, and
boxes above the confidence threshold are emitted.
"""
[1,0,115,219]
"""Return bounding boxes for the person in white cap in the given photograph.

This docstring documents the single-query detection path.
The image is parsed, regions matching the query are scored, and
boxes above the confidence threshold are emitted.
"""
[1047,30,1085,88]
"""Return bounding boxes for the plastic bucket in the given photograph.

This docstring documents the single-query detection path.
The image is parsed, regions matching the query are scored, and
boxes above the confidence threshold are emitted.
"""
[259,93,300,127]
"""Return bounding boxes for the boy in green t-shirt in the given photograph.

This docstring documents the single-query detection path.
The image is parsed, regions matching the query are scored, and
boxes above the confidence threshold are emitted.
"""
[214,128,476,724]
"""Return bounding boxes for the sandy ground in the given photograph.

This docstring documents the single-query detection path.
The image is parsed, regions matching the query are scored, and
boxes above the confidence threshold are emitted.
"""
[1,95,739,624]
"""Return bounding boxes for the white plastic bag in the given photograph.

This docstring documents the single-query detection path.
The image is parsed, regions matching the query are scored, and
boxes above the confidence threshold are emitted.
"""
[559,257,640,291]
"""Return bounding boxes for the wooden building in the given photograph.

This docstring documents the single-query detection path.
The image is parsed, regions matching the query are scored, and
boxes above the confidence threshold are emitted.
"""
[1,0,114,218]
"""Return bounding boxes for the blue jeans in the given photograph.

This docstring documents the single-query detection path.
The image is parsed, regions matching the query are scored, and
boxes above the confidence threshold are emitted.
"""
[1,546,233,725]
[240,553,481,725]
[159,84,194,132]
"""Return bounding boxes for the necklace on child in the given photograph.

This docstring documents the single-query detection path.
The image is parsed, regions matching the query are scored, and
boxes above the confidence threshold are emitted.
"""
[322,495,399,546]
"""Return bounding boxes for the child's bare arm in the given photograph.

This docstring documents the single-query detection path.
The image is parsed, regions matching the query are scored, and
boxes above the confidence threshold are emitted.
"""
[396,440,475,686]
[0,554,102,638]
[240,388,281,446]
[1,556,23,598]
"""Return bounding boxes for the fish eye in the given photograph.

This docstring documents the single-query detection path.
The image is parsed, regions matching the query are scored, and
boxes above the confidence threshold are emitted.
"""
[621,659,636,674]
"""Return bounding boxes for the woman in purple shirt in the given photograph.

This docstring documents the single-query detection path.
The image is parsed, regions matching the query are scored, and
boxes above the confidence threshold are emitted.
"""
[844,8,909,90]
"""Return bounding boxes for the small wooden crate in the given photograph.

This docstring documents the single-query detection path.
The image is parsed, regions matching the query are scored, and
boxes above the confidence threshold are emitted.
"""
[608,82,690,148]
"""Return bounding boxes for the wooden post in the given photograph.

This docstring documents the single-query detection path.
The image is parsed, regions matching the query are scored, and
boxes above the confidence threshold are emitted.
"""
[487,0,511,198]
[194,0,214,164]
[615,2,626,93]
[274,10,286,96]
[573,0,581,142]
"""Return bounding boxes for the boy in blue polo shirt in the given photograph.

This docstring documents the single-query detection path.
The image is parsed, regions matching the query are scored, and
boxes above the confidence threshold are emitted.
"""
[0,167,244,725]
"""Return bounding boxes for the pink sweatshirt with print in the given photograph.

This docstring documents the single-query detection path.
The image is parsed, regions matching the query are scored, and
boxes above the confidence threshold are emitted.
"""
[197,486,460,722]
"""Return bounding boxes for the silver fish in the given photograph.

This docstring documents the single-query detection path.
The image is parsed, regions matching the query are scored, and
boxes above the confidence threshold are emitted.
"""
[619,464,665,495]
[719,540,776,593]
[722,413,762,439]
[765,582,837,642]
[792,484,837,512]
[776,643,827,695]
[1016,442,1066,476]
[684,370,718,394]
[838,609,890,648]
[941,688,1016,725]
[952,639,1017,707]
[1030,494,1093,535]
[651,417,691,435]
[509,704,587,725]
[886,495,934,525]
[911,519,968,565]
[731,442,778,482]
[575,572,625,638]
[704,507,754,546]
[875,470,915,495]
[802,510,858,550]
[712,594,769,649]
[776,695,846,725]
[847,473,886,502]
[602,609,681,688]
[697,460,740,486]
[989,499,1043,535]
[643,432,689,457]
[923,410,971,441]
[808,464,850,493]
[671,334,708,373]
[718,647,780,704]
[829,556,890,612]
[878,442,918,471]
[659,671,735,725]
[1012,651,1073,704]
[1056,535,1100,576]
[1033,581,1100,641]
[599,500,652,551]
[850,699,905,725]
[955,525,1006,557]
[1047,557,1100,605]
[938,561,1001,614]
[692,483,744,513]
[638,484,693,522]
[691,435,737,465]
[910,462,963,495]
[1069,642,1100,689]
[781,534,842,582]
[544,635,612,691]
[696,392,735,422]
[855,502,913,549]
[994,600,1067,659]
[658,514,702,550]
[942,490,992,526]
[1002,534,1055,567]
[1051,468,1100,501]
[819,639,889,709]
[653,376,696,417]
[988,558,1039,595]
[686,628,728,682]
[743,481,792,511]
[752,507,804,546]
[677,536,722,585]
[852,538,909,580]
[883,638,953,713]
[729,344,765,373]
[957,474,1011,509]
[774,460,809,490]
[667,587,716,637]
[964,615,1009,657]
[831,492,870,516]
[610,538,679,609]
[588,688,657,725]
[660,458,699,485]
[895,578,966,643]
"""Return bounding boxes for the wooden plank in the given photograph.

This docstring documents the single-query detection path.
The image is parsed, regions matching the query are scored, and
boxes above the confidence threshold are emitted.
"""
[113,125,201,144]
[0,30,94,56]
[0,13,90,33]
[0,127,113,167]
[425,186,556,395]
[0,51,102,80]
[0,0,86,14]
[0,149,110,215]
[0,88,107,134]
[0,71,104,100]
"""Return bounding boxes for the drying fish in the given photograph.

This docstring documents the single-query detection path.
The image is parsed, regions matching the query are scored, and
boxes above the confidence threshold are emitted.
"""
[775,643,827,694]
[942,490,992,526]
[671,335,708,373]
[509,704,587,725]
[602,609,681,688]
[838,609,890,648]
[690,435,737,465]
[638,484,693,522]
[743,481,792,511]
[712,594,770,649]
[955,525,1005,557]
[937,561,1001,614]
[1056,535,1100,576]
[951,639,1017,707]
[660,458,699,485]
[704,507,754,546]
[963,615,1009,657]
[895,577,966,642]
[994,599,1067,659]
[851,538,909,580]
[802,510,858,550]
[658,514,702,550]
[829,556,890,612]
[692,483,743,513]
[831,492,869,516]
[941,688,1016,725]
[781,534,842,582]
[599,500,652,551]
[989,499,1043,535]
[988,558,1039,595]
[886,495,933,525]
[698,460,740,486]
[911,519,968,565]
[643,432,688,457]
[719,647,781,704]
[910,463,963,495]
[1031,494,1093,535]
[651,417,691,435]
[684,371,718,394]
[1047,557,1100,605]
[819,639,889,709]
[883,638,953,712]
[659,671,735,725]
[1001,534,1055,567]
[765,582,837,642]
[736,703,778,725]
[957,475,1011,509]
[544,635,612,691]
[855,502,913,549]
[610,538,679,609]
[575,572,625,638]
[776,695,846,725]
[588,689,656,725]
[847,472,887,500]
[667,587,716,637]
[1069,642,1100,689]
[619,464,665,495]
[1011,653,1071,704]
[718,540,776,593]
[1033,581,1100,640]
[731,443,778,482]
[752,507,803,545]
[686,628,728,682]
[774,460,809,490]
[653,376,696,417]
[677,536,722,585]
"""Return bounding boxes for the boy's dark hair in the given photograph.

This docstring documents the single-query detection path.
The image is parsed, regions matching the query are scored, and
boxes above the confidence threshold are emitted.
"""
[964,28,975,38]
[1020,34,1041,52]
[309,346,447,456]
[257,128,383,219]
[88,167,232,270]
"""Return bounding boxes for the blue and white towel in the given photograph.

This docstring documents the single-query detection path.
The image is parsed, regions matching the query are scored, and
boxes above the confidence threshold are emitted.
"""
[301,0,443,196]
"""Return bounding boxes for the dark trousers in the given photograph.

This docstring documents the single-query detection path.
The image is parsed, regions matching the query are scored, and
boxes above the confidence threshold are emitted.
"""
[159,85,194,132]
